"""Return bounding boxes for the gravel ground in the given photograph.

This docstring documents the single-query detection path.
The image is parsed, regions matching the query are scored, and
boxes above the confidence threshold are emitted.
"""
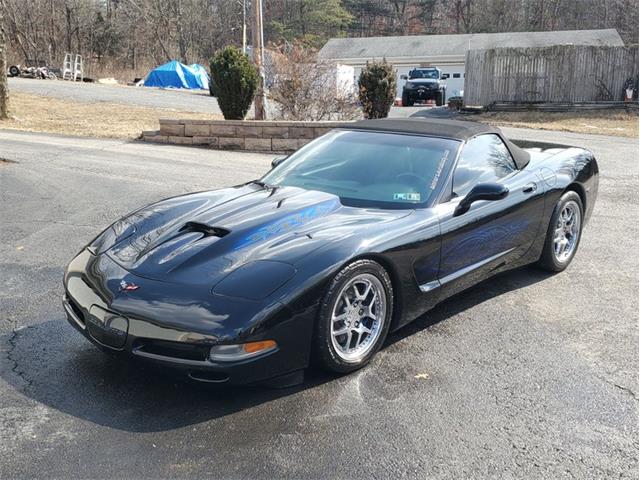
[8,77,221,114]
[7,77,425,119]
[0,127,637,479]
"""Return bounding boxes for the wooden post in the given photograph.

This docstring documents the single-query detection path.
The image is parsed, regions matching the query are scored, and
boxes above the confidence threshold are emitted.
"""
[253,0,266,120]
[242,0,247,54]
[0,8,8,120]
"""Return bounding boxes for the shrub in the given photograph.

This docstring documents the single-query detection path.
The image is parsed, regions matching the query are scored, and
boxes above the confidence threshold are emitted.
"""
[358,59,396,119]
[269,45,360,121]
[210,46,258,119]
[208,75,217,97]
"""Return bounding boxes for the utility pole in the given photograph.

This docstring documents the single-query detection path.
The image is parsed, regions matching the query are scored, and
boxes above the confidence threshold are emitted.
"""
[242,0,247,54]
[0,8,8,120]
[252,0,266,120]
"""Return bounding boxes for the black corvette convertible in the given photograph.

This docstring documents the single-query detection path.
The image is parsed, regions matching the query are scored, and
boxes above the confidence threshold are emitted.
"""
[63,118,598,386]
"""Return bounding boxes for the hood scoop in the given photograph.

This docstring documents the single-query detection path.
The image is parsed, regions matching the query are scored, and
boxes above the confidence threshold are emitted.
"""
[180,221,230,238]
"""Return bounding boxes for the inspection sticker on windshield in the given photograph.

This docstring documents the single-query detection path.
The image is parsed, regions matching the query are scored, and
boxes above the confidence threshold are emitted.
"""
[394,193,421,201]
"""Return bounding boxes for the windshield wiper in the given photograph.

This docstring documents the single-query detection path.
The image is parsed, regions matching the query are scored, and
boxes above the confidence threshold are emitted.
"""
[249,180,279,195]
[250,180,275,189]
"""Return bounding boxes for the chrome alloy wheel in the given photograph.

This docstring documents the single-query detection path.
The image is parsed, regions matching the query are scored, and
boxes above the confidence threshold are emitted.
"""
[330,273,387,363]
[553,200,581,263]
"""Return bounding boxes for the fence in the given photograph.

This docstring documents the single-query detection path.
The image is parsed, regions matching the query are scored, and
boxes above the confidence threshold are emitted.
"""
[464,45,639,106]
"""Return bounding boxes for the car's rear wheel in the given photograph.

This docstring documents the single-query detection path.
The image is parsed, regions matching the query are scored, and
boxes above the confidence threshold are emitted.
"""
[537,191,583,272]
[313,259,393,373]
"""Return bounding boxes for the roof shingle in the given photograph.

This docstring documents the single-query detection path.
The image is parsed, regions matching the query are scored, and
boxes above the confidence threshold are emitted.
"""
[318,29,624,62]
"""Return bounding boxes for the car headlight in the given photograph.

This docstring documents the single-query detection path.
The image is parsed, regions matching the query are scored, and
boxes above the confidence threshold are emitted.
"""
[209,340,277,362]
[212,260,295,300]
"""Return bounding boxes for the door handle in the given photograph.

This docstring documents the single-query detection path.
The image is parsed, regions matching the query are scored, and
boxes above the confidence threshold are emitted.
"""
[523,182,538,194]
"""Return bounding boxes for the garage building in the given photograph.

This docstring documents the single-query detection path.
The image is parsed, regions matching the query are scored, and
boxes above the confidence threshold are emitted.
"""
[317,29,624,99]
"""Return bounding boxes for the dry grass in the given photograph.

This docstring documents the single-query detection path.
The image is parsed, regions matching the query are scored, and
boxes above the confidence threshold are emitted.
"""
[2,91,637,140]
[0,92,221,139]
[476,109,638,138]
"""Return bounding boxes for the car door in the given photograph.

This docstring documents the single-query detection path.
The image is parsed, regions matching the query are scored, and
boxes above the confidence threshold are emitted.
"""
[436,134,545,297]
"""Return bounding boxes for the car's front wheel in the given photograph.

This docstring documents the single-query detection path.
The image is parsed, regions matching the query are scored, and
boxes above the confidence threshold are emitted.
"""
[537,191,583,272]
[313,259,393,373]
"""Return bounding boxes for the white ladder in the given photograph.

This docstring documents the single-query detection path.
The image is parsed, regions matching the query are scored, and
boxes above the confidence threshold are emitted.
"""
[73,54,83,82]
[62,53,73,80]
[62,53,84,81]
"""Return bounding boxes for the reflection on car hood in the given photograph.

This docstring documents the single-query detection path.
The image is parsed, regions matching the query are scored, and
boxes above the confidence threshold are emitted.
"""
[105,185,410,284]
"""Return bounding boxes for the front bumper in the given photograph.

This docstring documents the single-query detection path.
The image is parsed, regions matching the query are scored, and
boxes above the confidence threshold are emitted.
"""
[404,88,439,100]
[63,249,315,385]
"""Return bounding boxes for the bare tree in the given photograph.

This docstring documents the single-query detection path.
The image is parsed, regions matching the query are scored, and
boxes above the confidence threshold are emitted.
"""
[269,45,360,120]
[0,0,636,82]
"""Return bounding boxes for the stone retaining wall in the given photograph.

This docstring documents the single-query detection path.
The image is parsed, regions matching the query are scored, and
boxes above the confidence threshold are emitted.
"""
[142,119,353,152]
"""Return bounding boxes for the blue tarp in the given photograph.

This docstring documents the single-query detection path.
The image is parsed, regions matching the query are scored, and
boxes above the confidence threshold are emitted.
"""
[144,60,209,90]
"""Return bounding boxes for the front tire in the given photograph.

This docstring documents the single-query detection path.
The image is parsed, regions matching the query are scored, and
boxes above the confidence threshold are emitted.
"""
[537,191,583,272]
[313,259,393,373]
[402,93,413,107]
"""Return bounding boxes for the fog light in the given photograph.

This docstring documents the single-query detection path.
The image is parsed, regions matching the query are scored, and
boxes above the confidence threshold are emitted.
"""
[209,340,277,362]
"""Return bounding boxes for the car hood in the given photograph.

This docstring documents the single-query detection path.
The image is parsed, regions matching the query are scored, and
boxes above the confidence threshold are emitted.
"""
[100,185,410,285]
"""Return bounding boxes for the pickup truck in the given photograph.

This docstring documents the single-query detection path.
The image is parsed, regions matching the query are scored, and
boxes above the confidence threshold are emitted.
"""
[401,68,447,107]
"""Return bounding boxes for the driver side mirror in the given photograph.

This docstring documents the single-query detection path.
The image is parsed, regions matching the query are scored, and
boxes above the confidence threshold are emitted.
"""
[453,182,509,217]
[271,155,287,169]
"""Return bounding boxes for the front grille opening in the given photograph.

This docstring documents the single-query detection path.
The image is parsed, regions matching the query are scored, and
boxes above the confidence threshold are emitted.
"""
[133,338,209,361]
[188,370,229,383]
[67,296,85,325]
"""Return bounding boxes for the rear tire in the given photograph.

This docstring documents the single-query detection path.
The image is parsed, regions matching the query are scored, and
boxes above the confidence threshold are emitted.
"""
[537,191,583,272]
[313,259,393,374]
[9,65,20,77]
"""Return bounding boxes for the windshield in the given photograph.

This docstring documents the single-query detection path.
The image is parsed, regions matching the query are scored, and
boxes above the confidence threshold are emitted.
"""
[261,130,460,209]
[409,69,439,80]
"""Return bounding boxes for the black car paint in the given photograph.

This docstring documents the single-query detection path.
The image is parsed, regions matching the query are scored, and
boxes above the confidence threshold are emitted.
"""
[63,135,598,385]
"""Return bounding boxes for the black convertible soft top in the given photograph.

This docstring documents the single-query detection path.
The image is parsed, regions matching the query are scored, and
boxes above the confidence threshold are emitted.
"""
[349,118,530,169]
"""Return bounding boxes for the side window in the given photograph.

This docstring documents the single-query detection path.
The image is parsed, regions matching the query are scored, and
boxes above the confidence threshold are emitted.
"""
[452,134,517,197]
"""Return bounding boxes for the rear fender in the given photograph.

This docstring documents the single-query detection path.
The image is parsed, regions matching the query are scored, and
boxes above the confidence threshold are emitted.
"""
[521,144,598,261]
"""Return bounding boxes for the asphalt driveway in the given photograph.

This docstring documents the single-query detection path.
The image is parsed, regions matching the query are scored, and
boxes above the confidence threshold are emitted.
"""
[0,128,637,479]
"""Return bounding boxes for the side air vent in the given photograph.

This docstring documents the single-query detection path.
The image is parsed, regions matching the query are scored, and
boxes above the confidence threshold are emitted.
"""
[180,221,230,238]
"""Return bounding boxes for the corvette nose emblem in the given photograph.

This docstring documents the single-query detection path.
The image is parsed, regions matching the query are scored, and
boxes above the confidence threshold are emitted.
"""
[119,280,139,292]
